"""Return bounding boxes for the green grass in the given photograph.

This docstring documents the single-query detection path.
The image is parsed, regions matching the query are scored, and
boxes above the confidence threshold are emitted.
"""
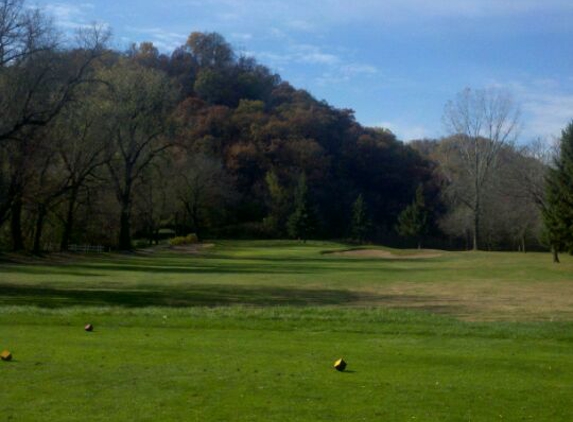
[1,240,573,420]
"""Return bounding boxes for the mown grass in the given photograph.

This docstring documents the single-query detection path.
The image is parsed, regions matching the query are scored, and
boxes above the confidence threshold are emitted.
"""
[1,240,573,420]
[1,240,572,320]
[1,307,573,421]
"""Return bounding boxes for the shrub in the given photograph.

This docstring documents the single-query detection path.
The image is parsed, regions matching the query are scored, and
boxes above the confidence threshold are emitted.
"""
[169,233,199,246]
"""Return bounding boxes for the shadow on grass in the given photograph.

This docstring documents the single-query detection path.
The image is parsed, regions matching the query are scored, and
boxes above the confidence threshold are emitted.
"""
[0,283,372,308]
[0,259,438,278]
[0,283,469,316]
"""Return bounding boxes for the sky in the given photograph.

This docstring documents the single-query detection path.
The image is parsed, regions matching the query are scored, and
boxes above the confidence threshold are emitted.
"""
[33,0,573,142]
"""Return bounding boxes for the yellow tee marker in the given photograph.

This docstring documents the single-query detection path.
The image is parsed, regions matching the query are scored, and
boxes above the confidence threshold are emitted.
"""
[334,358,346,371]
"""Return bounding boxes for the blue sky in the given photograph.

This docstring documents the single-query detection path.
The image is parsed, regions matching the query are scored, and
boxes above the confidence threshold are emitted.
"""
[35,0,573,142]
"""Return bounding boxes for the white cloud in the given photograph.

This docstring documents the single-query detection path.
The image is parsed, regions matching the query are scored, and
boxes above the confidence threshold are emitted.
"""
[523,93,573,140]
[230,32,253,41]
[256,40,380,89]
[269,28,287,39]
[257,43,341,66]
[286,20,317,32]
[300,52,339,65]
[375,121,430,141]
[341,64,378,75]
[316,64,378,87]
[169,0,573,29]
[343,0,573,20]
[125,26,187,51]
[44,3,97,30]
[492,79,573,140]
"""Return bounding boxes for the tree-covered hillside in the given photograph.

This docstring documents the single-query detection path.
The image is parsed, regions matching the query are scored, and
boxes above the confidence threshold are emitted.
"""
[0,0,561,253]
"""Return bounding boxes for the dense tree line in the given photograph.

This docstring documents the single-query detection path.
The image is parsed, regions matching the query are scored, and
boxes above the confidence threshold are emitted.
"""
[0,0,568,257]
[410,136,548,251]
[0,1,433,251]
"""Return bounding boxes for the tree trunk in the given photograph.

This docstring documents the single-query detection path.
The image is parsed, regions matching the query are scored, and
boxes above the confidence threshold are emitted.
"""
[118,206,132,250]
[552,245,560,263]
[117,176,133,250]
[33,203,47,255]
[60,189,78,252]
[472,202,480,251]
[192,205,200,241]
[11,194,24,251]
[0,193,12,227]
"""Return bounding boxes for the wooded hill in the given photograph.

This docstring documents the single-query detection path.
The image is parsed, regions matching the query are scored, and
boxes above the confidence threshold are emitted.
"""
[0,1,555,252]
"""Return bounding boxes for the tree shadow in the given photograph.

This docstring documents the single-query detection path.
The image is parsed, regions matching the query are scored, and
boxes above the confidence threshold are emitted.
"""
[0,282,469,316]
[0,282,374,308]
[0,259,432,277]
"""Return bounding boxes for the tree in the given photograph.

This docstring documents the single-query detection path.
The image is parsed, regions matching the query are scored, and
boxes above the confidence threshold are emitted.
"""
[287,173,315,242]
[0,0,55,68]
[543,121,573,263]
[132,161,176,246]
[493,141,548,252]
[0,2,108,250]
[174,153,234,240]
[396,185,427,249]
[350,194,369,243]
[185,32,234,69]
[263,170,288,236]
[442,87,520,250]
[0,1,109,144]
[52,89,109,251]
[100,61,177,250]
[194,68,232,105]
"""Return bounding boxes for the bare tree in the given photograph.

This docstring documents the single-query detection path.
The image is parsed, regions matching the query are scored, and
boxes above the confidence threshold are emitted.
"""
[442,87,520,250]
[100,61,177,250]
[0,0,109,144]
[49,88,110,251]
[0,0,55,67]
[510,138,553,211]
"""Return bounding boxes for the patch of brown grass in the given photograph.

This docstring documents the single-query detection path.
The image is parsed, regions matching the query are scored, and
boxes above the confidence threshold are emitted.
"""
[357,281,573,322]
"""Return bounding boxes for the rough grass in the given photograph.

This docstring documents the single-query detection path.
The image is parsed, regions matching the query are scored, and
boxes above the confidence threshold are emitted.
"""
[1,240,573,421]
[1,240,572,321]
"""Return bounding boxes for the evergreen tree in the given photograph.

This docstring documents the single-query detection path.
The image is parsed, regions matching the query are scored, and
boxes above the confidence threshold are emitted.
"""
[287,173,315,242]
[543,120,573,263]
[350,194,370,243]
[263,170,288,236]
[396,185,428,249]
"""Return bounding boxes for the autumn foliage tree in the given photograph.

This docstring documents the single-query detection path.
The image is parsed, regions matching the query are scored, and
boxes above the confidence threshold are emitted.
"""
[0,19,441,251]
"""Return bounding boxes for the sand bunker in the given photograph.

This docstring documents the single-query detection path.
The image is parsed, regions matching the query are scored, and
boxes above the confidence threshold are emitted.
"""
[330,249,442,259]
